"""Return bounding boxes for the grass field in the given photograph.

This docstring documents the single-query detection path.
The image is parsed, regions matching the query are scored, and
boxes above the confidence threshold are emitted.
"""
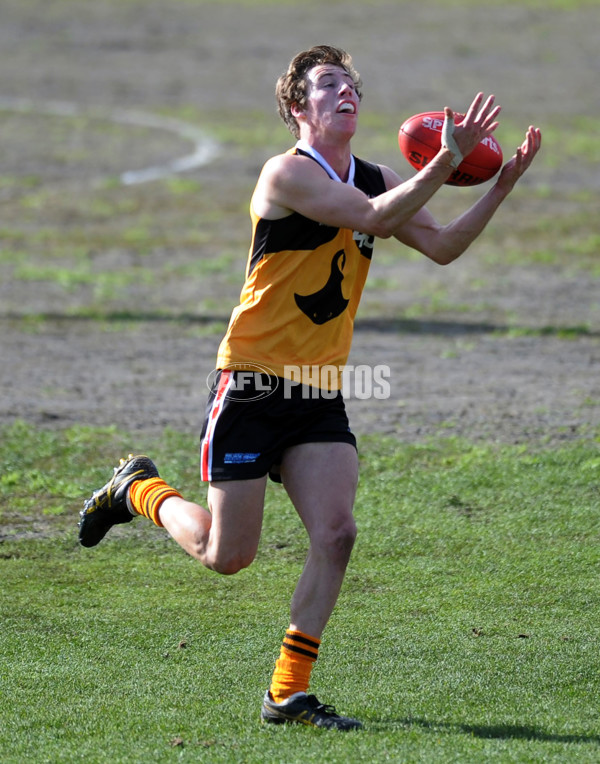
[1,424,600,762]
[1,0,599,762]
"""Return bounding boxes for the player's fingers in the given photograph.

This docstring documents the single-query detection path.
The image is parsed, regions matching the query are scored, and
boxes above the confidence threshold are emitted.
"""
[463,92,484,122]
[526,129,535,154]
[475,95,497,123]
[522,127,538,157]
[515,145,524,164]
[481,105,501,129]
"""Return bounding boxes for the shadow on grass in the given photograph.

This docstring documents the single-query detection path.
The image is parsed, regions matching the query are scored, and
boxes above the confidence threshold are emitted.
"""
[1,311,596,339]
[355,317,597,339]
[374,717,600,746]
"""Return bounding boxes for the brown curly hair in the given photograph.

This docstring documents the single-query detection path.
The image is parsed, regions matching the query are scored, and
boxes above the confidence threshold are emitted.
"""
[275,45,363,139]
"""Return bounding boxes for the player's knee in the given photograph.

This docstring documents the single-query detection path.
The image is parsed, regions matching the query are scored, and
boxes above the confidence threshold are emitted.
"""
[318,516,357,562]
[338,518,358,556]
[206,547,256,576]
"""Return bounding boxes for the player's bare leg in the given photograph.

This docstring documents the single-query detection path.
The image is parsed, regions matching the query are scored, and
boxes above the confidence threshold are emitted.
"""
[157,477,267,574]
[261,440,362,730]
[281,441,358,638]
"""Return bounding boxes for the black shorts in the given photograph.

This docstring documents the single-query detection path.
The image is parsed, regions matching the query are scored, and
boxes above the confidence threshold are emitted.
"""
[200,370,356,483]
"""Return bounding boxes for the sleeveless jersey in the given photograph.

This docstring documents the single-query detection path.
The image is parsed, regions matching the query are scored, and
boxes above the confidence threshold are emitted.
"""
[215,147,387,390]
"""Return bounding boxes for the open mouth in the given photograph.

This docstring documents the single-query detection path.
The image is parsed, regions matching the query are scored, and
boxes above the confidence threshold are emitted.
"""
[337,102,356,114]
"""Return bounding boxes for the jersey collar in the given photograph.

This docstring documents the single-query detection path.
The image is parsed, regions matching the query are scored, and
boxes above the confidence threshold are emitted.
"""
[295,140,355,186]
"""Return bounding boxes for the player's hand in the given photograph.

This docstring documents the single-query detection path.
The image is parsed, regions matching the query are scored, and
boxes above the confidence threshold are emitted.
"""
[443,93,501,167]
[496,125,542,192]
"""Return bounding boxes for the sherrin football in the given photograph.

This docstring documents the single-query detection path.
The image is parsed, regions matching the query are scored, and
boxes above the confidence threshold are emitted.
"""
[398,111,503,187]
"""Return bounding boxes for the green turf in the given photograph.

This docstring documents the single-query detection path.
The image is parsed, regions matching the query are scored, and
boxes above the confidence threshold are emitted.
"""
[1,422,599,762]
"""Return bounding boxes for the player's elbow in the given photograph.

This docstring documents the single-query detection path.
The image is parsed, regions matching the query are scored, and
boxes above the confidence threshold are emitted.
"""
[361,206,401,240]
[365,216,396,240]
[375,225,395,240]
[426,243,467,266]
[428,224,478,265]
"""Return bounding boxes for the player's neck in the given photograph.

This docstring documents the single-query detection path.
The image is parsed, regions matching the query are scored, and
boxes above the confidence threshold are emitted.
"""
[300,136,353,182]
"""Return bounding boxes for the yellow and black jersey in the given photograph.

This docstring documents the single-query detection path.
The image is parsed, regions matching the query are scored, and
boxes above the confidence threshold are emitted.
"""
[216,145,387,390]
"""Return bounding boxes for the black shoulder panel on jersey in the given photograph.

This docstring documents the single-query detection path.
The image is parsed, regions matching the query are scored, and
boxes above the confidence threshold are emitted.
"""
[249,215,338,276]
[353,157,387,198]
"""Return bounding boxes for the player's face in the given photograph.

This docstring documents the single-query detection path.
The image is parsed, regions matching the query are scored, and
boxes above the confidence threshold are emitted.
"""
[299,64,360,140]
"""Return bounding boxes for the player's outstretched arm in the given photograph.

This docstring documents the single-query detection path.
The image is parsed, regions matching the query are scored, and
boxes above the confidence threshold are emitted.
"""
[392,124,542,265]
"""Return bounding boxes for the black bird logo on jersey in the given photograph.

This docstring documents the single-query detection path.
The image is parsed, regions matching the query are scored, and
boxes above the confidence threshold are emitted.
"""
[294,249,349,325]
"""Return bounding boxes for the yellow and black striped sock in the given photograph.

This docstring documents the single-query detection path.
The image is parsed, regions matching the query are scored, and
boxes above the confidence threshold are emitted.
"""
[128,477,182,527]
[269,629,320,703]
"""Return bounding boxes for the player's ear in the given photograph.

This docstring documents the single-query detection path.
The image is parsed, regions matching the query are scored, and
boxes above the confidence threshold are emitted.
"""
[291,102,305,120]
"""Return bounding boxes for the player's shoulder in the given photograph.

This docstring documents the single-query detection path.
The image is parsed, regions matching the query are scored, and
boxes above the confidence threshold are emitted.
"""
[263,148,323,174]
[252,150,317,219]
[259,150,329,194]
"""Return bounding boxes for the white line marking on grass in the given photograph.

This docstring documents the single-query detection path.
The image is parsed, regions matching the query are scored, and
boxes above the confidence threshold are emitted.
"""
[0,96,220,185]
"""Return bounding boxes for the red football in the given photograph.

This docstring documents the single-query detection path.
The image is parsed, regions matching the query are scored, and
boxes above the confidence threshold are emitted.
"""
[398,111,503,187]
